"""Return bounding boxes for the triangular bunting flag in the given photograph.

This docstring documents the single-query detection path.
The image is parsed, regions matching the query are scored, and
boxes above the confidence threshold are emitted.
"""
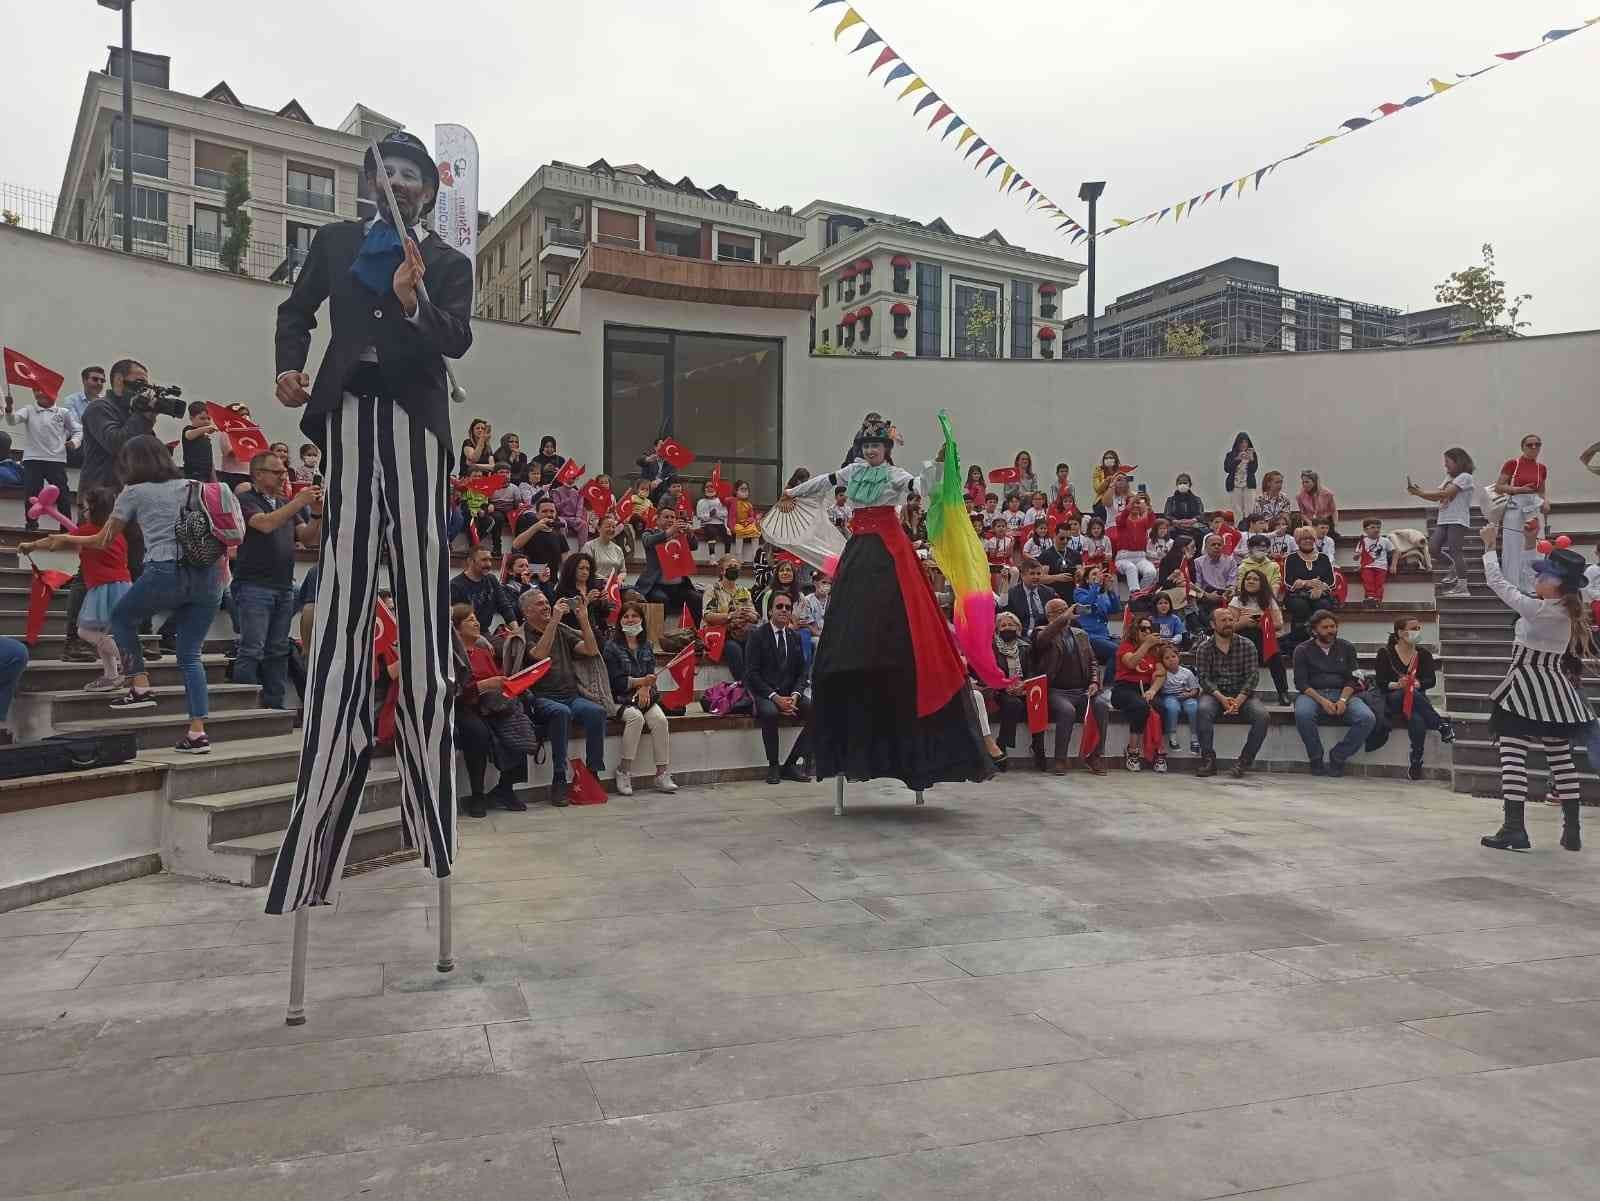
[943,116,965,140]
[1494,48,1532,60]
[1254,165,1272,187]
[1427,77,1455,93]
[810,0,845,8]
[883,62,913,86]
[956,126,977,149]
[851,28,881,52]
[1157,207,1170,222]
[912,91,941,115]
[1113,217,1135,226]
[1375,101,1405,115]
[986,157,1005,177]
[1543,26,1580,40]
[965,138,989,160]
[927,102,952,130]
[868,45,899,74]
[1173,200,1186,221]
[1235,175,1248,193]
[897,75,927,99]
[1219,181,1232,201]
[1341,116,1373,130]
[833,8,864,40]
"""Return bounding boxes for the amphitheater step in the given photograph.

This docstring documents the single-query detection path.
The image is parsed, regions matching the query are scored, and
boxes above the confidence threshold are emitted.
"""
[55,706,296,751]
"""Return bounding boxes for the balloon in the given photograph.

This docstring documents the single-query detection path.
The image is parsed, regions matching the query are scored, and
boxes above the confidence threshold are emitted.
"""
[1554,535,1573,549]
[1536,540,1553,555]
[26,483,79,534]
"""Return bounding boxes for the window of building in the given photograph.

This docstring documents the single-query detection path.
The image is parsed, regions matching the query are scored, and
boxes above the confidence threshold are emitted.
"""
[193,140,244,191]
[953,281,1002,359]
[286,162,335,213]
[497,242,505,273]
[595,207,641,248]
[605,327,783,502]
[520,275,532,308]
[916,264,942,357]
[820,327,830,346]
[715,230,757,263]
[497,294,506,320]
[192,205,226,256]
[892,261,911,294]
[858,263,872,292]
[841,276,855,303]
[1010,281,1033,360]
[109,117,169,179]
[822,283,829,307]
[286,220,316,271]
[110,184,168,244]
[836,324,844,345]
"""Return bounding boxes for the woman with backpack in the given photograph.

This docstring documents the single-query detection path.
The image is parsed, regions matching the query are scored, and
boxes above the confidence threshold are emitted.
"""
[36,435,241,752]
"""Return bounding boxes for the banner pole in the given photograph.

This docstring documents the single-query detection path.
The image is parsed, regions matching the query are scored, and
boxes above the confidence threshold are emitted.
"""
[436,878,454,972]
[284,908,310,1026]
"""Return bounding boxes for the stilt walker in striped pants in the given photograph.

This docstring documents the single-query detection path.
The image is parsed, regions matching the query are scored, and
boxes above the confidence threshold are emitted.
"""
[1474,522,1594,853]
[265,132,474,1020]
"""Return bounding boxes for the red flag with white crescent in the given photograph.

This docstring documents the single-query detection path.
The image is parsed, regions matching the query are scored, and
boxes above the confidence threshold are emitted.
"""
[503,658,552,698]
[613,494,635,525]
[555,459,585,487]
[656,437,695,469]
[989,467,1021,485]
[1401,655,1419,719]
[1142,708,1163,762]
[373,597,399,658]
[1023,674,1049,735]
[568,759,609,804]
[582,480,612,520]
[1261,609,1280,662]
[605,569,623,626]
[1079,699,1102,759]
[710,462,734,505]
[204,402,271,461]
[657,535,694,583]
[3,348,65,401]
[26,565,72,645]
[702,627,726,663]
[663,644,697,707]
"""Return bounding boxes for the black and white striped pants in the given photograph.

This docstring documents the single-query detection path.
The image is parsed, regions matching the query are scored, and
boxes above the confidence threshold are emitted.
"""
[265,394,455,914]
[1498,735,1580,805]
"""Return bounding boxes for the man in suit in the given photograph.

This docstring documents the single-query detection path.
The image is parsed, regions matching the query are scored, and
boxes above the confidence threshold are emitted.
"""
[745,591,812,784]
[265,131,472,916]
[634,506,703,622]
[1004,558,1054,639]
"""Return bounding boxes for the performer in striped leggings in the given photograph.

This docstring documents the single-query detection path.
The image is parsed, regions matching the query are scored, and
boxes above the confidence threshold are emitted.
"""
[265,132,473,913]
[1475,521,1594,853]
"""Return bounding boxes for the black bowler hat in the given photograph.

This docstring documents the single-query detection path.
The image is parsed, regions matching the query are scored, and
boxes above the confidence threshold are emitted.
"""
[363,131,440,192]
[1529,547,1590,593]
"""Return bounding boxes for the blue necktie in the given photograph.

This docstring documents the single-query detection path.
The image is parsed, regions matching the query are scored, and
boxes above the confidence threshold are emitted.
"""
[351,219,405,296]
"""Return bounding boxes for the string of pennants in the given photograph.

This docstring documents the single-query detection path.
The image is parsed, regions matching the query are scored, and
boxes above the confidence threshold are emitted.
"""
[1096,17,1598,241]
[806,0,1090,242]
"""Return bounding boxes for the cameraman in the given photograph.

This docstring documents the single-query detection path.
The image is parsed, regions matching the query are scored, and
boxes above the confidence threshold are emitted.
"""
[65,359,180,662]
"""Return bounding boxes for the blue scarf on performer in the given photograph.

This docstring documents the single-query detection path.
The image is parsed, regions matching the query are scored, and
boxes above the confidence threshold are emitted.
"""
[350,217,406,296]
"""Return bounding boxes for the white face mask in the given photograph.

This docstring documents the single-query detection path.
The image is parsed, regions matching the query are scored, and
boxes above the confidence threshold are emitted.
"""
[1176,484,1191,493]
[620,621,644,637]
[1404,628,1423,644]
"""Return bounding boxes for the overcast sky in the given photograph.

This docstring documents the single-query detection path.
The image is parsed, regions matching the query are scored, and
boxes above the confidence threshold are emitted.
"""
[4,0,1595,331]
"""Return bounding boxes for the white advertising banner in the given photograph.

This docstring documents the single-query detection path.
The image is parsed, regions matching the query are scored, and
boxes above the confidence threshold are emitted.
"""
[433,123,480,295]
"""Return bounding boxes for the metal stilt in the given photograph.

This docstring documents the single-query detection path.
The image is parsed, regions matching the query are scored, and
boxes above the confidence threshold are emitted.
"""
[436,878,455,973]
[285,908,310,1026]
[914,790,925,806]
[834,774,845,816]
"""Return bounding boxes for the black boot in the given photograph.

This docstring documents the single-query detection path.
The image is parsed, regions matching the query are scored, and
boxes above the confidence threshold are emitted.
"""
[1481,800,1531,851]
[1031,735,1048,772]
[1561,800,1582,852]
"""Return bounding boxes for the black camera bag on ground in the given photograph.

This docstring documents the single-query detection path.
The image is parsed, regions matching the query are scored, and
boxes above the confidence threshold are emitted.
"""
[0,733,139,781]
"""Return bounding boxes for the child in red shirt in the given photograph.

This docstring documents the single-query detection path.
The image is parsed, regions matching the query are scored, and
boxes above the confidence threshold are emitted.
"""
[74,487,133,691]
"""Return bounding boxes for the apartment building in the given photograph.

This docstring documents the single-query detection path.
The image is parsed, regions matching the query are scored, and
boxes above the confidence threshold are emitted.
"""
[784,202,1083,360]
[52,47,401,282]
[474,159,806,323]
[1062,257,1404,358]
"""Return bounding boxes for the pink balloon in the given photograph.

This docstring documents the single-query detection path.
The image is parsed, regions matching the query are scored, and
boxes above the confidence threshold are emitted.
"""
[1536,539,1553,555]
[1554,535,1573,549]
[27,483,78,534]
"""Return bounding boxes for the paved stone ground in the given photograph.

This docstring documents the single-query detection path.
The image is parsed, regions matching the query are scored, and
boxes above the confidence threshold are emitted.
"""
[3,772,1600,1200]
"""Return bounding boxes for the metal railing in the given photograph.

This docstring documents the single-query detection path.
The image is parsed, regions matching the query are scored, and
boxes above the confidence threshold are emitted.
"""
[286,186,335,213]
[0,183,59,233]
[193,166,229,191]
[544,225,586,248]
[595,232,640,250]
[110,149,170,179]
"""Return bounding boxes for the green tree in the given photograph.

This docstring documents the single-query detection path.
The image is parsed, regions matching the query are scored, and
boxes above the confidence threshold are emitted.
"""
[961,299,997,359]
[1163,321,1209,357]
[218,157,253,274]
[1433,243,1531,340]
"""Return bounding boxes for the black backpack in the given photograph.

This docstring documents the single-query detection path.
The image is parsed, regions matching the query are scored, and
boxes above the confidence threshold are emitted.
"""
[175,481,226,567]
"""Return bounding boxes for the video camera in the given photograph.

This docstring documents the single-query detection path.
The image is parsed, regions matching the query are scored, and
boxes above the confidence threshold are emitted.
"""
[125,378,186,420]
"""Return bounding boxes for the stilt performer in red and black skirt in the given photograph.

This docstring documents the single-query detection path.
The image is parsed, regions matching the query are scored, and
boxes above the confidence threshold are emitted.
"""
[777,418,992,791]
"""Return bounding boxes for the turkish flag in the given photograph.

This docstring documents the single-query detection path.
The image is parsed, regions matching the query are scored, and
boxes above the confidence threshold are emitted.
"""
[680,602,696,633]
[656,437,695,469]
[3,348,65,401]
[456,471,508,498]
[1400,655,1419,719]
[204,403,271,461]
[26,566,73,645]
[1023,674,1049,735]
[582,480,612,520]
[989,467,1021,485]
[555,459,585,487]
[656,535,694,583]
[567,760,609,805]
[1079,699,1102,760]
[702,627,726,663]
[710,462,734,505]
[1045,513,1061,536]
[662,645,697,708]
[613,494,636,525]
[1142,709,1163,762]
[1332,570,1349,606]
[604,569,624,626]
[503,658,552,699]
[1261,611,1280,662]
[676,490,693,518]
[373,597,399,658]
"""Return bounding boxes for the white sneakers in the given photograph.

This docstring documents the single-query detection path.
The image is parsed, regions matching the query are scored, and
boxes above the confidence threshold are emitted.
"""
[616,767,678,795]
[615,767,634,796]
[655,771,679,793]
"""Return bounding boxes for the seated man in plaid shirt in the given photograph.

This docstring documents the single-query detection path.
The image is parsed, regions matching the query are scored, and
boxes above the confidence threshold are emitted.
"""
[1192,606,1269,780]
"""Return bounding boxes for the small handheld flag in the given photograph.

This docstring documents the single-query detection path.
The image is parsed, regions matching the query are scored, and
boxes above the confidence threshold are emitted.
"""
[1024,675,1050,735]
[503,658,552,698]
[3,348,65,401]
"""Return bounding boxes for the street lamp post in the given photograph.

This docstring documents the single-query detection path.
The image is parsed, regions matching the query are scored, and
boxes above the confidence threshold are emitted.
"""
[98,0,133,254]
[1077,181,1105,359]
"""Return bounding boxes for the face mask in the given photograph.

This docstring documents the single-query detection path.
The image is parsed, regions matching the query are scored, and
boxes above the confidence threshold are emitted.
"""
[723,568,739,581]
[1104,460,1116,469]
[999,630,1020,643]
[621,621,644,637]
[1404,629,1423,644]
[1176,484,1190,493]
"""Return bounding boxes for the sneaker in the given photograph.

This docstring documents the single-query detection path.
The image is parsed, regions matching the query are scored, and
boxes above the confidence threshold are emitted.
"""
[1438,719,1457,745]
[1189,737,1202,754]
[1154,754,1169,774]
[109,689,157,711]
[1408,761,1424,781]
[1327,758,1347,778]
[655,771,679,793]
[1196,753,1218,778]
[1437,575,1459,589]
[1124,749,1142,772]
[1167,734,1180,750]
[1309,760,1327,776]
[159,637,178,654]
[174,733,210,754]
[61,638,99,664]
[462,794,488,819]
[82,675,124,693]
[1229,757,1253,779]
[1442,581,1472,599]
[142,643,165,662]
[549,778,570,807]
[615,767,634,796]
